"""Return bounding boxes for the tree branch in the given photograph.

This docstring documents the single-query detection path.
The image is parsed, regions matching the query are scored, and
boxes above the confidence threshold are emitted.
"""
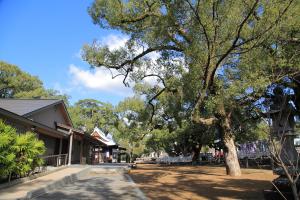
[98,45,183,70]
[120,12,159,24]
[210,0,259,82]
[208,0,293,89]
[147,88,166,123]
[193,115,218,126]
[185,0,212,84]
[141,74,166,87]
[120,1,159,24]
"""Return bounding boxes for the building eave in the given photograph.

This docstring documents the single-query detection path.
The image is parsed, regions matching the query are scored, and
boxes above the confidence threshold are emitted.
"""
[0,107,68,138]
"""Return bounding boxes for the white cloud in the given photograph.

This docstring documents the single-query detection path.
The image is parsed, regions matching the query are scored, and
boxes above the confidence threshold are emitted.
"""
[72,33,167,91]
[100,34,129,51]
[74,34,129,60]
[68,64,133,96]
[98,34,161,62]
[147,51,161,60]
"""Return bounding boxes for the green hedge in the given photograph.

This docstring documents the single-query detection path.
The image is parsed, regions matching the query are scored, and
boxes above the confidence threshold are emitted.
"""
[0,120,45,182]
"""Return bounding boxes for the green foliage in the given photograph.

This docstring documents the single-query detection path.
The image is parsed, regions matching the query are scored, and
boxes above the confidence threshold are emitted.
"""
[13,132,45,177]
[0,61,43,98]
[113,96,149,155]
[0,61,70,105]
[82,0,300,161]
[145,129,169,155]
[0,121,17,178]
[0,120,45,180]
[68,99,117,133]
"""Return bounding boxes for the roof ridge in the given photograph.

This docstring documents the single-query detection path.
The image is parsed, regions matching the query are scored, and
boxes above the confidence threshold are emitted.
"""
[0,98,61,100]
[0,99,63,116]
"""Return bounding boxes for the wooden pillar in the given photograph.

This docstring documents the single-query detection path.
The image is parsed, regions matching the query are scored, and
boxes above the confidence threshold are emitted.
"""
[98,151,100,164]
[80,140,83,164]
[58,138,63,166]
[68,130,73,166]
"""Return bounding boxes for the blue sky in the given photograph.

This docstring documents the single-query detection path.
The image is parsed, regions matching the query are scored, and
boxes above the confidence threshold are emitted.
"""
[0,0,133,105]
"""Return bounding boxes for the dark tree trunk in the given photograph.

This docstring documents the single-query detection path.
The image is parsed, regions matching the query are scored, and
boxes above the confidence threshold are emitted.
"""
[192,144,202,162]
[8,172,11,182]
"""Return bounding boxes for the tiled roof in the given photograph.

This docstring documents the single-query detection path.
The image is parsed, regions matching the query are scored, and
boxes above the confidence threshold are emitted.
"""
[92,127,116,146]
[0,99,61,116]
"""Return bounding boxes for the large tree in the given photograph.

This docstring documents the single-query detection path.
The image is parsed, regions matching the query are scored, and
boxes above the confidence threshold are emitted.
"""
[114,96,151,160]
[0,61,69,104]
[0,61,43,98]
[83,0,297,176]
[69,99,117,133]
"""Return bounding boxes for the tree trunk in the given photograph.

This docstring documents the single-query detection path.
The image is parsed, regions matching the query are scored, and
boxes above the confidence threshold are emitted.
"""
[220,110,241,176]
[8,172,11,182]
[192,144,202,163]
[291,181,299,200]
[224,136,241,176]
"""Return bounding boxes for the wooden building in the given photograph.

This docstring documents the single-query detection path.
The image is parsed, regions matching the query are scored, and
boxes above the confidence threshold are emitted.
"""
[91,127,125,163]
[0,99,101,166]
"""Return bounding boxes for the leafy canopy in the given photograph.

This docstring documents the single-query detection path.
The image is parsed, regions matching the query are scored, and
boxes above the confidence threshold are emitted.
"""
[0,61,70,105]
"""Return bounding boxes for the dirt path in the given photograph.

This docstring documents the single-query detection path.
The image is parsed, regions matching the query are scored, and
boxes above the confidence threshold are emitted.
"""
[129,164,277,200]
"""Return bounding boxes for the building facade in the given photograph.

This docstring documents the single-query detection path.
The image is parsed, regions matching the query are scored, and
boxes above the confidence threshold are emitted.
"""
[0,99,100,165]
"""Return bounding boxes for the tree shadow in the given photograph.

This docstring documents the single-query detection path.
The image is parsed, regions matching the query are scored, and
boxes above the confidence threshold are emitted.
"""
[130,165,274,200]
[35,174,143,200]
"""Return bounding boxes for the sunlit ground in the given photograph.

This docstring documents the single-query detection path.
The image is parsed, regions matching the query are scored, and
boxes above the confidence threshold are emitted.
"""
[130,164,277,200]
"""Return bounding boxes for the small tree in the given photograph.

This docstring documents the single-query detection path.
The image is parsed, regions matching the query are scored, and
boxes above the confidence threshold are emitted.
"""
[264,84,300,200]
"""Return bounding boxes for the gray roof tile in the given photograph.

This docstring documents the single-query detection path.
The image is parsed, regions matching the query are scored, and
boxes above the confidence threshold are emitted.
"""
[0,99,61,116]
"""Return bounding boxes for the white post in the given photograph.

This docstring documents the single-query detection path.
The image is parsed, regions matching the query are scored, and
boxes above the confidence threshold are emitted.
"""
[68,130,73,166]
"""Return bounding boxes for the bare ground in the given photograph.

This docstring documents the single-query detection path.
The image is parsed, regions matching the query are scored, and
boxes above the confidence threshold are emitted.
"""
[129,164,277,200]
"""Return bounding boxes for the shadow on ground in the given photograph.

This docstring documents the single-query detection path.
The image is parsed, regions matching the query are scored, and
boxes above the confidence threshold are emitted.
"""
[35,174,141,200]
[130,165,276,200]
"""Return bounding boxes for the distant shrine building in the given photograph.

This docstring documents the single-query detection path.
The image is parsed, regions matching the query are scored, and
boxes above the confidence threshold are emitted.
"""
[91,127,126,163]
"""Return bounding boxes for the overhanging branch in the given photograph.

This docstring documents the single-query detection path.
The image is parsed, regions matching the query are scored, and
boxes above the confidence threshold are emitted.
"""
[97,45,183,70]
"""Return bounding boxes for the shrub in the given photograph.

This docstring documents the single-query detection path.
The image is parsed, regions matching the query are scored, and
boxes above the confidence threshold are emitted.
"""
[0,120,17,181]
[0,120,45,181]
[13,132,45,177]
